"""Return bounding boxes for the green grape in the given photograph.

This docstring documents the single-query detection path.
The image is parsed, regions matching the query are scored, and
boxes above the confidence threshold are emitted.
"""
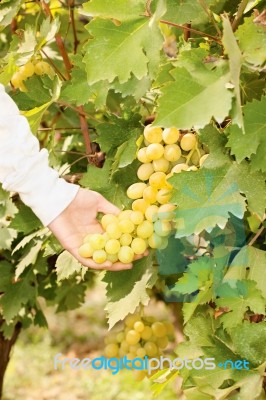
[158,204,176,221]
[116,332,125,343]
[106,222,122,239]
[78,242,94,258]
[141,325,152,340]
[137,147,152,163]
[137,163,154,181]
[145,205,159,222]
[130,211,144,225]
[19,61,35,78]
[136,220,154,239]
[152,157,170,173]
[125,314,140,328]
[156,189,171,205]
[34,60,51,75]
[163,321,175,335]
[131,238,147,254]
[142,186,158,204]
[154,220,172,237]
[149,172,167,189]
[92,249,107,263]
[158,237,169,249]
[132,199,149,214]
[105,239,121,254]
[164,144,182,162]
[118,210,133,220]
[107,253,119,263]
[134,321,145,333]
[118,246,134,263]
[143,125,163,143]
[146,143,165,160]
[156,336,169,349]
[148,233,162,249]
[11,72,24,88]
[151,322,167,337]
[101,214,118,230]
[144,341,158,357]
[120,233,133,246]
[162,127,180,144]
[127,182,147,200]
[180,133,197,151]
[126,330,141,345]
[121,341,129,351]
[118,219,135,234]
[171,163,189,173]
[82,233,93,243]
[136,347,146,358]
[105,343,119,358]
[89,233,106,250]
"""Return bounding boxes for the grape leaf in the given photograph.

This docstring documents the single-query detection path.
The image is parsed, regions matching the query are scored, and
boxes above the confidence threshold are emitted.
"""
[55,279,87,312]
[236,16,266,67]
[226,96,266,172]
[163,0,209,25]
[216,280,265,329]
[222,16,243,128]
[0,269,35,323]
[0,0,21,31]
[83,16,163,84]
[224,246,266,298]
[0,261,13,292]
[231,321,266,367]
[9,203,41,234]
[199,124,231,168]
[154,63,233,129]
[157,235,187,276]
[55,251,83,281]
[81,0,145,22]
[0,227,17,250]
[102,254,157,328]
[15,240,42,279]
[170,167,246,237]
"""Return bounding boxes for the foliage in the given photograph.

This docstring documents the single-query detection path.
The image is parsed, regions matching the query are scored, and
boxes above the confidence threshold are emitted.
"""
[0,0,265,398]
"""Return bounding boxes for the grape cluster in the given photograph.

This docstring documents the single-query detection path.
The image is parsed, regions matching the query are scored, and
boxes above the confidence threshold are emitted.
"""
[104,313,174,381]
[78,125,208,263]
[11,59,54,91]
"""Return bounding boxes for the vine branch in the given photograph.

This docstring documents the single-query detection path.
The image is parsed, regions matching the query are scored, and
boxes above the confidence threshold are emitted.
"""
[248,226,265,247]
[232,0,249,31]
[68,0,79,53]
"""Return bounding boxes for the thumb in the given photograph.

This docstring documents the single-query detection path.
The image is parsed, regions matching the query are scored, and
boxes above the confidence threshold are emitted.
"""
[97,194,120,215]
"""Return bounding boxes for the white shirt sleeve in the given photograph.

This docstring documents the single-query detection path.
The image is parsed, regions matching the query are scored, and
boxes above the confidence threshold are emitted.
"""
[0,84,79,226]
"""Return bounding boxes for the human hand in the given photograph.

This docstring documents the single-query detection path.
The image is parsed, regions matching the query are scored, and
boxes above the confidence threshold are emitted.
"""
[48,188,148,271]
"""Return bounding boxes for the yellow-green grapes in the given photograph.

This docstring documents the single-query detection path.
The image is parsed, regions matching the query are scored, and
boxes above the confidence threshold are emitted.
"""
[11,59,54,91]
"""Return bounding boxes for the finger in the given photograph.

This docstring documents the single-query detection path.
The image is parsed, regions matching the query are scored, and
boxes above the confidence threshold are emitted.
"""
[133,250,149,261]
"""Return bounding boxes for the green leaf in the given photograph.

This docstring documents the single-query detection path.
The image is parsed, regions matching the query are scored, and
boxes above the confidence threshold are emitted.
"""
[0,261,13,292]
[81,0,146,22]
[231,321,266,367]
[0,0,21,31]
[222,16,243,128]
[199,124,231,168]
[226,96,266,172]
[216,280,265,329]
[103,254,157,328]
[83,16,163,84]
[236,16,266,67]
[15,240,42,279]
[9,203,41,234]
[55,251,83,281]
[55,279,87,312]
[0,226,17,250]
[0,269,35,323]
[170,167,246,237]
[154,62,233,129]
[157,235,187,276]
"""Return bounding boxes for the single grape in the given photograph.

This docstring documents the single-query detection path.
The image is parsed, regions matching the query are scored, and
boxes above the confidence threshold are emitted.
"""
[164,144,182,162]
[118,210,133,220]
[156,336,169,349]
[146,143,165,160]
[82,233,93,243]
[131,238,147,255]
[151,321,167,337]
[152,157,170,173]
[162,127,180,144]
[137,163,154,181]
[125,314,140,328]
[134,321,145,333]
[105,343,119,358]
[149,172,167,189]
[136,220,154,239]
[120,233,133,246]
[19,62,35,78]
[141,325,153,340]
[101,214,118,230]
[126,330,141,345]
[143,125,163,143]
[34,61,51,75]
[136,347,146,358]
[127,182,147,200]
[158,236,169,250]
[132,199,150,214]
[154,220,172,237]
[137,147,152,163]
[78,242,94,258]
[148,233,162,249]
[105,239,121,254]
[93,249,107,263]
[142,186,158,204]
[107,253,119,263]
[118,219,135,234]
[89,233,106,250]
[180,133,197,151]
[11,72,24,88]
[156,189,171,205]
[130,211,144,225]
[106,222,122,239]
[118,246,134,263]
[145,205,159,222]
[144,341,158,357]
[158,203,176,221]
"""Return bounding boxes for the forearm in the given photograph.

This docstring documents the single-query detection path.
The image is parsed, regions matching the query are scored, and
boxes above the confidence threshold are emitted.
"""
[0,84,79,226]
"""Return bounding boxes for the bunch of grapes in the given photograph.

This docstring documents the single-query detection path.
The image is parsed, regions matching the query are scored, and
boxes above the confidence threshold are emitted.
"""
[11,59,54,91]
[78,125,208,263]
[104,312,175,381]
